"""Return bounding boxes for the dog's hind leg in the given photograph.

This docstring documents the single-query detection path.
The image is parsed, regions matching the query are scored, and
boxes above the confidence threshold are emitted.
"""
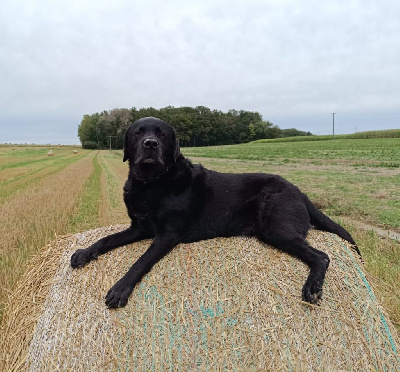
[256,190,331,304]
[259,231,330,304]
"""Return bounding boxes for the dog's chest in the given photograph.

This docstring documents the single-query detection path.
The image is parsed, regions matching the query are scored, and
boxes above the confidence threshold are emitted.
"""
[124,183,172,220]
[124,182,191,226]
[125,190,157,218]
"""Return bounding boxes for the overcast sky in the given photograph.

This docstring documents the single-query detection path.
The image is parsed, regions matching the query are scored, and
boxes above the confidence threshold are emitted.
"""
[1,0,399,144]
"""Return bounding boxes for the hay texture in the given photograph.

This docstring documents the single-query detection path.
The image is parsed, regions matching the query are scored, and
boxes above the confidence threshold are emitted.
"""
[1,225,399,371]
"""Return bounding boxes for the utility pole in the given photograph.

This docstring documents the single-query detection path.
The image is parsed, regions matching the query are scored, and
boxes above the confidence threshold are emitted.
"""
[108,136,116,151]
[332,113,335,138]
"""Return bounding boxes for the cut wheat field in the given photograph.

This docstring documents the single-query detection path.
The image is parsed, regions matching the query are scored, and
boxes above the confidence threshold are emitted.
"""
[0,138,399,330]
[0,146,130,319]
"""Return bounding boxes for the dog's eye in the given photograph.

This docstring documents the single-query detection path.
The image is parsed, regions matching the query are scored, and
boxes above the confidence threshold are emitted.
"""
[157,131,166,138]
[134,131,142,136]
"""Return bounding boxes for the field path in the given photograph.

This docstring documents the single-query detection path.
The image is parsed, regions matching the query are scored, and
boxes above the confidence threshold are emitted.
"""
[340,217,400,241]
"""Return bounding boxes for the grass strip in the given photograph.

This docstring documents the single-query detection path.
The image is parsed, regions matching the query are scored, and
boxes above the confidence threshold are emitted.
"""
[68,152,102,233]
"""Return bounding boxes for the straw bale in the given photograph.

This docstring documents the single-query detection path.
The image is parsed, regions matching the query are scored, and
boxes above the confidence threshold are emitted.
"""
[1,225,399,371]
[73,150,78,154]
[47,150,54,157]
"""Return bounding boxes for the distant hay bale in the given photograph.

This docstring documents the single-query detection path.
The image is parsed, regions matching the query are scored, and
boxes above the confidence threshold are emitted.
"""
[1,226,399,371]
[73,149,78,154]
[47,150,54,156]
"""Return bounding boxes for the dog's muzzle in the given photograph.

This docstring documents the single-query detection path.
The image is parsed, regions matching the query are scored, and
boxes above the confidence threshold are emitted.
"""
[135,138,164,166]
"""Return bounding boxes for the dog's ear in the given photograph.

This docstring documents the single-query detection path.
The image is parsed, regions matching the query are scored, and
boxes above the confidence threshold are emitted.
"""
[123,129,129,162]
[173,129,181,161]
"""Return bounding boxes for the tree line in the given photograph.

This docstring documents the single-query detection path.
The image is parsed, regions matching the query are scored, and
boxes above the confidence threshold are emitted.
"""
[77,106,312,149]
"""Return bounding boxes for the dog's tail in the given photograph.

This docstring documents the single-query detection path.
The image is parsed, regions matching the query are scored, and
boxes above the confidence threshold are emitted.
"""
[303,194,361,256]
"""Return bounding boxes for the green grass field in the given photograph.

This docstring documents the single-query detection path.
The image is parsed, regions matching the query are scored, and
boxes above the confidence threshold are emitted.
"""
[254,129,400,142]
[1,137,399,328]
[184,138,400,166]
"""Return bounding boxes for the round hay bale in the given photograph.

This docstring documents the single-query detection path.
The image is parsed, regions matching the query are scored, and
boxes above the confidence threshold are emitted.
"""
[73,149,78,154]
[47,150,54,156]
[1,226,399,371]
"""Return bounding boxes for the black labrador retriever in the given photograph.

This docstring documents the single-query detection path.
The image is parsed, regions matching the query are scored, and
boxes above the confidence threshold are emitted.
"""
[71,117,359,308]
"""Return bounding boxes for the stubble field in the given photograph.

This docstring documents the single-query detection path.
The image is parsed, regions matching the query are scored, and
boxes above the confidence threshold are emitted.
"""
[0,146,130,320]
[0,138,399,328]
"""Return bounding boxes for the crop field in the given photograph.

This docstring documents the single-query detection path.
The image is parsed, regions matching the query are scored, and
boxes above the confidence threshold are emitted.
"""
[254,129,400,142]
[0,138,399,328]
[0,146,130,319]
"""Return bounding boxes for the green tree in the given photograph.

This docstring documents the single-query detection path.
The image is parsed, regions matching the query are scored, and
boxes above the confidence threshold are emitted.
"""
[77,106,311,148]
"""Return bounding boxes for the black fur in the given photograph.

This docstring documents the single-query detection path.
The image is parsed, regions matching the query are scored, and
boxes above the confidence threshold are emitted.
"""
[71,117,359,308]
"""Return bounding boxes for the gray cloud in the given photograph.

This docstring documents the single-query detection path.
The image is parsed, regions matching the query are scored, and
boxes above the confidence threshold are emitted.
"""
[1,0,399,143]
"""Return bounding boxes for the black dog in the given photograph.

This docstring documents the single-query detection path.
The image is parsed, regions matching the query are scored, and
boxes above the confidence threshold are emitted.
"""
[71,117,359,308]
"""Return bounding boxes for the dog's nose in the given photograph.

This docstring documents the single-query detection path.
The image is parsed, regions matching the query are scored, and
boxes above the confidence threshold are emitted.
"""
[143,138,159,149]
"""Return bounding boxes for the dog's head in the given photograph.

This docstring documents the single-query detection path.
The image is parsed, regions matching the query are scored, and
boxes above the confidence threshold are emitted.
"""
[123,117,181,183]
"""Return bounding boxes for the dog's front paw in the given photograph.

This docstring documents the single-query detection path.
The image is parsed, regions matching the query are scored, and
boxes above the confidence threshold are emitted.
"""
[70,248,98,268]
[105,280,133,308]
[302,278,323,305]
